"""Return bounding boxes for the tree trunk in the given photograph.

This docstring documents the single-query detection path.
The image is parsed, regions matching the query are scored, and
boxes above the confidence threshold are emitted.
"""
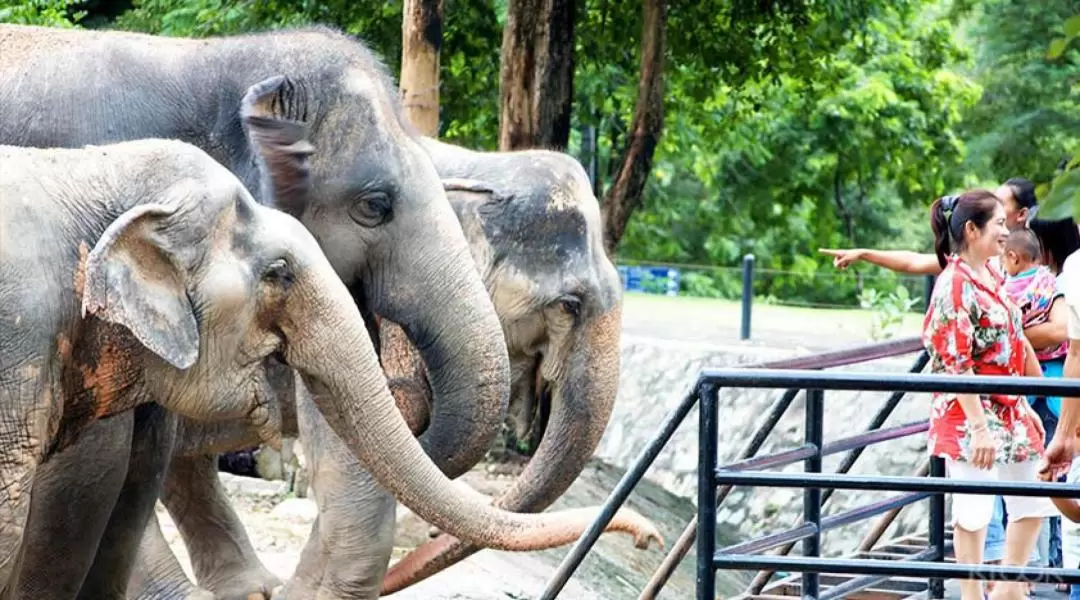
[400,0,444,136]
[600,0,666,257]
[498,0,577,151]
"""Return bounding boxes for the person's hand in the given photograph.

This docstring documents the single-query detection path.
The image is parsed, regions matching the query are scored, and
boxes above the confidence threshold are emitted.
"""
[818,248,865,270]
[970,426,996,469]
[1040,434,1077,480]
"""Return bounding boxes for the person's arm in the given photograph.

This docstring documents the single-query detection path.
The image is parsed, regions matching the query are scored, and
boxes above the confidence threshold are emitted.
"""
[1049,495,1080,522]
[1058,343,1080,441]
[818,248,943,275]
[1024,297,1068,350]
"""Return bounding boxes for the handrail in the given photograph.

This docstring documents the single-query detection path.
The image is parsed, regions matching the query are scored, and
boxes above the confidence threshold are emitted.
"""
[643,346,930,599]
[536,334,926,600]
[698,369,1080,600]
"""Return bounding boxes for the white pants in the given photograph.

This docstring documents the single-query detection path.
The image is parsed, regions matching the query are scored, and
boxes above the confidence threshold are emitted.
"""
[947,459,1060,532]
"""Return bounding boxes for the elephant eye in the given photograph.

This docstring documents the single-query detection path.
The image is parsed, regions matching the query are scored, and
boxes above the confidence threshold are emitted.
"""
[262,258,293,286]
[348,192,392,227]
[557,296,581,319]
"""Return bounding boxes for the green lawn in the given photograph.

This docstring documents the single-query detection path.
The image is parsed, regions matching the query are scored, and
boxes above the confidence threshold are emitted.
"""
[621,292,924,346]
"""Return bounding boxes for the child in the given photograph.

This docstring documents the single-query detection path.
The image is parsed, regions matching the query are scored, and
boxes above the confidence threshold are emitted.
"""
[1003,228,1069,369]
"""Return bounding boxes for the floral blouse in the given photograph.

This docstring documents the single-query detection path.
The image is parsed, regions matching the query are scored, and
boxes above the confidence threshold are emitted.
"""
[921,255,1043,464]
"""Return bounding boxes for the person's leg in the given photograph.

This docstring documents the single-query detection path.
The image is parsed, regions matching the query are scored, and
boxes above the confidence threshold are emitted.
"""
[949,459,997,600]
[994,460,1062,600]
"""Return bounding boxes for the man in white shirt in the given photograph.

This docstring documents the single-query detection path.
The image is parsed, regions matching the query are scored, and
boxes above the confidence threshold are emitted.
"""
[1042,249,1080,477]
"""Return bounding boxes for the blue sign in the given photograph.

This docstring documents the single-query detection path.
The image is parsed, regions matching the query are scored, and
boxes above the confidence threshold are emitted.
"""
[617,265,680,296]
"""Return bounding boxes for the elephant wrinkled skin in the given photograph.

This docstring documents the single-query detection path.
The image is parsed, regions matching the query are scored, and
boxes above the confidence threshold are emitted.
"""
[133,140,643,599]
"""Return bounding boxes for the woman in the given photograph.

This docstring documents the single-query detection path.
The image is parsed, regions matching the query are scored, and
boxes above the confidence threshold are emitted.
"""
[922,190,1058,600]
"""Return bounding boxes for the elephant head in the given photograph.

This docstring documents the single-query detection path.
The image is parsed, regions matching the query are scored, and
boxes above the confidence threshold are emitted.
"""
[381,138,626,592]
[235,64,508,478]
[78,141,658,566]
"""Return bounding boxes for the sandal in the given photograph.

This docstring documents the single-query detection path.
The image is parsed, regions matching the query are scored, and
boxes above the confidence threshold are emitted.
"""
[1057,582,1071,594]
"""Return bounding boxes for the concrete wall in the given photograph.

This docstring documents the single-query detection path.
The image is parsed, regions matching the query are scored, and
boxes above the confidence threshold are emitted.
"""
[598,333,934,557]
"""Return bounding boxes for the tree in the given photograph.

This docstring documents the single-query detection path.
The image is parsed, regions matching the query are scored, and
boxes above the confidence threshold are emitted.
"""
[399,0,444,136]
[598,0,665,255]
[497,0,577,150]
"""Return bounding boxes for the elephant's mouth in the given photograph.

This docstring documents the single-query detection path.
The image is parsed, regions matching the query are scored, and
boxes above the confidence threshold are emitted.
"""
[514,355,550,456]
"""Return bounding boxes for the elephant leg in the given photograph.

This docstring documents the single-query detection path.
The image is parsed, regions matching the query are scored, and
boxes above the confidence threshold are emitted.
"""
[77,404,177,599]
[280,380,397,600]
[126,512,215,600]
[13,412,134,600]
[161,453,281,600]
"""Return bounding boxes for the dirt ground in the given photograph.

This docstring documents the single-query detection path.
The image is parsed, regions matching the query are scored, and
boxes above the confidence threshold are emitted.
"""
[158,459,749,599]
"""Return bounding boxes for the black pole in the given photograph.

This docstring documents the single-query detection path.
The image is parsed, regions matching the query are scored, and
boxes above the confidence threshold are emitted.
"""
[929,456,947,599]
[803,388,824,599]
[741,254,755,340]
[923,274,936,312]
[697,384,720,600]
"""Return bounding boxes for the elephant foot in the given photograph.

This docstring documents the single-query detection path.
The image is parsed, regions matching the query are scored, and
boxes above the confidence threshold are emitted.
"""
[204,567,282,600]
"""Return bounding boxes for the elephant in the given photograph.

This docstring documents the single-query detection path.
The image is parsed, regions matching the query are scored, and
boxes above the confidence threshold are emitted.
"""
[125,138,635,599]
[0,23,508,598]
[0,139,661,600]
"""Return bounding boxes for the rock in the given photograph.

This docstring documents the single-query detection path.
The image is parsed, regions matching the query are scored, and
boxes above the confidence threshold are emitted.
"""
[270,497,318,523]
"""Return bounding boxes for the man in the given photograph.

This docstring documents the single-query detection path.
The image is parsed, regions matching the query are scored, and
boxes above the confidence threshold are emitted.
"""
[1041,248,1080,477]
[819,178,1039,274]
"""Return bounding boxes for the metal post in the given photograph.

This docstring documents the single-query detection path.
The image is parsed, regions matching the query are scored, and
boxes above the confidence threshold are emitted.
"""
[741,254,755,340]
[803,388,824,599]
[923,274,936,311]
[588,124,600,198]
[697,383,720,600]
[928,456,947,599]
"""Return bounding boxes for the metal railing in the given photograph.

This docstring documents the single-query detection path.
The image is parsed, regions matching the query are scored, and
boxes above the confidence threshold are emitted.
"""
[538,335,1080,600]
[698,369,1080,600]
[538,336,926,599]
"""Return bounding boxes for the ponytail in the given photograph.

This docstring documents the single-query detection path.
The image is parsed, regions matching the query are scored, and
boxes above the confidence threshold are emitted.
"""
[930,195,957,268]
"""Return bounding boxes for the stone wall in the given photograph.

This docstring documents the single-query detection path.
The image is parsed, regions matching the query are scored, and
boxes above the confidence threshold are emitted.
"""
[596,333,934,557]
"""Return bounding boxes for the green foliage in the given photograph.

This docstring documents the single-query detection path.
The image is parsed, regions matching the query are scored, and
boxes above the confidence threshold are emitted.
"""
[954,0,1080,189]
[859,284,920,340]
[0,0,85,26]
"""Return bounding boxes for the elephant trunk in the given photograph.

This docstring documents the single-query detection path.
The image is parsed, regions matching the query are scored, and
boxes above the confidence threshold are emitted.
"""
[374,218,508,480]
[283,279,662,560]
[381,303,630,594]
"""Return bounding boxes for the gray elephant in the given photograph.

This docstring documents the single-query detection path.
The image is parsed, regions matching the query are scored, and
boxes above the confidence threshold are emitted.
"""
[0,23,508,598]
[125,139,633,599]
[0,138,451,594]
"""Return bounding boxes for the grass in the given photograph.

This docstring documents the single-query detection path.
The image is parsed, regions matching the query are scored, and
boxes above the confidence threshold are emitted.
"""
[621,291,924,345]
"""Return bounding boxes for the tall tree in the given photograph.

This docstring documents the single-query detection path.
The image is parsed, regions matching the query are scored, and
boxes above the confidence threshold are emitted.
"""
[498,0,577,150]
[599,0,665,255]
[399,0,444,136]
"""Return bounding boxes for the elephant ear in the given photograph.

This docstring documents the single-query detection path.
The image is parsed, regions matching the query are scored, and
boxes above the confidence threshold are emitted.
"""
[81,201,200,370]
[241,75,316,219]
[442,178,507,216]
